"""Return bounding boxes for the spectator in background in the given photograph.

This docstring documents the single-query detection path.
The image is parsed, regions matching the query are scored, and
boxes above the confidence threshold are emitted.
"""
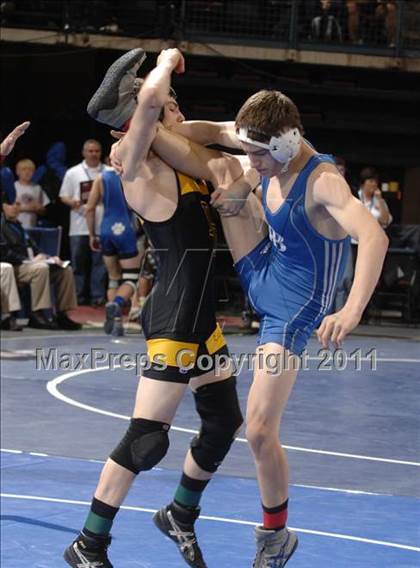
[0,122,30,159]
[376,0,397,46]
[358,166,393,228]
[333,156,355,310]
[59,139,108,306]
[1,201,81,330]
[15,159,50,228]
[346,0,397,45]
[0,261,23,330]
[1,121,31,205]
[311,0,343,42]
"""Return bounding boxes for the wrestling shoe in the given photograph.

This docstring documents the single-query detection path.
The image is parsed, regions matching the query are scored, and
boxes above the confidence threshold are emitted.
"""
[104,301,123,336]
[87,47,146,129]
[153,503,207,567]
[253,526,298,568]
[64,532,113,568]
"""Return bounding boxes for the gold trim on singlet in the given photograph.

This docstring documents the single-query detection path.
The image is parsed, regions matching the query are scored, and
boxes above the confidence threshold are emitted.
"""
[146,324,226,368]
[205,323,226,355]
[177,172,209,196]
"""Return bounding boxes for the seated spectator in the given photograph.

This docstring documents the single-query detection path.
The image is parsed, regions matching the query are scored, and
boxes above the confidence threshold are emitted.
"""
[311,0,343,42]
[358,167,393,228]
[346,0,396,45]
[0,261,23,330]
[15,159,50,229]
[376,0,397,46]
[1,201,81,330]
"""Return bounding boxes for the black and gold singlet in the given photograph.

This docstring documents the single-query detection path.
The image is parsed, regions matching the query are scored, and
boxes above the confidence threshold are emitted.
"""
[137,170,218,344]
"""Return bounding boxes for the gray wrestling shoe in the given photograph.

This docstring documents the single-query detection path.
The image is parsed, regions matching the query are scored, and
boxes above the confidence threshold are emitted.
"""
[87,48,146,129]
[253,526,298,568]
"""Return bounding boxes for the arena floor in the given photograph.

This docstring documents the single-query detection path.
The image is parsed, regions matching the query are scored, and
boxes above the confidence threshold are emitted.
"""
[1,326,419,567]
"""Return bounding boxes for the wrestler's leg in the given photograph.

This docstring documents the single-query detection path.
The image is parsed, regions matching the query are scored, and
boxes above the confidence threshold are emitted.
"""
[102,254,121,301]
[219,191,267,263]
[64,376,187,567]
[246,342,299,567]
[104,253,141,336]
[153,357,242,568]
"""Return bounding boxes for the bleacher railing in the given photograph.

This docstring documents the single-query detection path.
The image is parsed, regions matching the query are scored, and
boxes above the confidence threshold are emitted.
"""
[1,0,419,57]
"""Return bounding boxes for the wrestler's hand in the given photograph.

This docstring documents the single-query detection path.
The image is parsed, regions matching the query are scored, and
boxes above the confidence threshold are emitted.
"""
[89,236,101,252]
[211,183,252,216]
[157,48,185,74]
[316,308,362,349]
[109,131,125,175]
[0,121,30,156]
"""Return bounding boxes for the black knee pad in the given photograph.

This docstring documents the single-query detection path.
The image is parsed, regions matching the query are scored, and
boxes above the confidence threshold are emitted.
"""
[110,418,170,474]
[191,376,243,473]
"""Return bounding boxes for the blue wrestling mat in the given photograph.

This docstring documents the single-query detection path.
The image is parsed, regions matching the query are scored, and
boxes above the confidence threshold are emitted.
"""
[1,331,420,567]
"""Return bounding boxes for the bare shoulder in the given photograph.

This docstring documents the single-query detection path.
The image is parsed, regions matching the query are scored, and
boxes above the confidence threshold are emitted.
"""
[122,156,179,221]
[308,162,351,207]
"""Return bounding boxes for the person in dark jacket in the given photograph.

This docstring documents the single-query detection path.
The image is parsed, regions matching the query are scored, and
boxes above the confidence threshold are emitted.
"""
[1,201,81,330]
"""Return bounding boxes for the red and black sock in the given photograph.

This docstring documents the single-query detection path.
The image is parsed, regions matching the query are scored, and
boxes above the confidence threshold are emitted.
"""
[262,499,288,531]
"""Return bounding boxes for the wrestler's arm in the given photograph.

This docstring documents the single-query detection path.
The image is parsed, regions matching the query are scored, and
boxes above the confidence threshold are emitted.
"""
[314,171,388,347]
[117,49,185,181]
[0,121,30,157]
[165,124,259,213]
[170,121,240,149]
[85,176,102,251]
[152,126,245,189]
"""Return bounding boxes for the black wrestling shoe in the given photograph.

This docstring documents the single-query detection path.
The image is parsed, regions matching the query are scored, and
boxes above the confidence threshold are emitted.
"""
[87,48,146,129]
[104,301,124,336]
[153,503,207,567]
[64,532,113,568]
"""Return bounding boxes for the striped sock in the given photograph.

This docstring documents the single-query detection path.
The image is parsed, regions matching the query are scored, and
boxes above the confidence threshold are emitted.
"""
[262,499,288,530]
[173,473,210,510]
[83,497,119,537]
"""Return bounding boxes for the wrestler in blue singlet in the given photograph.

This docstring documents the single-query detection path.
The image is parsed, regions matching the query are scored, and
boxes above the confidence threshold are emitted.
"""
[236,153,351,355]
[100,169,138,259]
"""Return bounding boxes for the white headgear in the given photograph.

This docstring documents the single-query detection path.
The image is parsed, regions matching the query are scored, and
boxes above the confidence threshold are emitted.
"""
[236,127,301,173]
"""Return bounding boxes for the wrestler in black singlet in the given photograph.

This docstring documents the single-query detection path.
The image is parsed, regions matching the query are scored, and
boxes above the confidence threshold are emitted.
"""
[135,170,229,382]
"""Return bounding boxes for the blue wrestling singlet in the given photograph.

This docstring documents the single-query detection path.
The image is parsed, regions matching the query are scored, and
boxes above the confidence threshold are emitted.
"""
[236,153,351,355]
[100,169,138,258]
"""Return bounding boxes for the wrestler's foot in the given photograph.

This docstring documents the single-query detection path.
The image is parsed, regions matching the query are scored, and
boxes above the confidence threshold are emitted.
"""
[104,301,124,336]
[87,48,146,129]
[64,532,113,568]
[253,526,298,568]
[153,503,207,567]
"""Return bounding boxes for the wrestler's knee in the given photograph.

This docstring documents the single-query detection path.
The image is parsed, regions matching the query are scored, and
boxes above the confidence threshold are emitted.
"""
[246,419,278,458]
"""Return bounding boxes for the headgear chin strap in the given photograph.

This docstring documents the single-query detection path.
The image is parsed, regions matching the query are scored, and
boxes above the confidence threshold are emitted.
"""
[236,127,301,173]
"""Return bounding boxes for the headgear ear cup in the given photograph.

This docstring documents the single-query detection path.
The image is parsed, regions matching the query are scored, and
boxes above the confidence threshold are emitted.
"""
[236,127,301,172]
[269,128,301,163]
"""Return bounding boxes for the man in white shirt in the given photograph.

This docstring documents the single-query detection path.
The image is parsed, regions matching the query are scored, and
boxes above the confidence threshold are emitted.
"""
[14,158,50,228]
[59,139,108,305]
